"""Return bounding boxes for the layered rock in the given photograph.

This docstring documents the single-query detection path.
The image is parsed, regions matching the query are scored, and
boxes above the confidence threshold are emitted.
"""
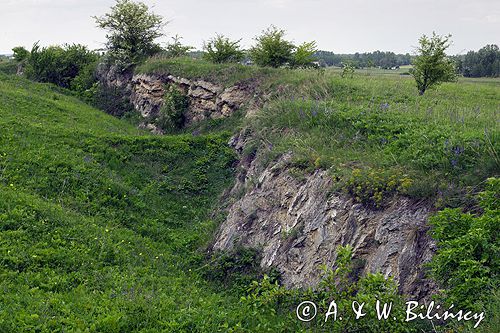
[213,134,437,300]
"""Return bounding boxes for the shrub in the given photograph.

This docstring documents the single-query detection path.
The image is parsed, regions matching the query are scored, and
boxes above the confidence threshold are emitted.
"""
[25,43,98,89]
[203,34,244,64]
[155,85,188,131]
[250,26,295,68]
[290,41,318,68]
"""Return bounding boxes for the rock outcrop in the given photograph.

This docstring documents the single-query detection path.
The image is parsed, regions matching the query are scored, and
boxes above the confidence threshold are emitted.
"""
[98,64,255,132]
[213,133,437,300]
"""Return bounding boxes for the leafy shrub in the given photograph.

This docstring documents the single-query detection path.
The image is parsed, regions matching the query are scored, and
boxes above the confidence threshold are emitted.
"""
[155,85,188,131]
[24,43,99,89]
[203,34,245,64]
[341,62,355,78]
[428,177,499,312]
[250,26,295,68]
[345,168,413,208]
[290,41,318,69]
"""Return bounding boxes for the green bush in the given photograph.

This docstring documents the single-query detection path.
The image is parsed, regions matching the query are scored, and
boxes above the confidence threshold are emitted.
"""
[250,26,295,68]
[155,85,188,131]
[203,34,244,64]
[290,41,318,69]
[24,43,99,89]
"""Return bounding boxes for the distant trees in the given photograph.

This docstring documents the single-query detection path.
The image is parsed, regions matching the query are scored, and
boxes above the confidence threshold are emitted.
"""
[203,34,244,63]
[410,33,457,95]
[457,44,500,78]
[314,50,411,68]
[94,0,165,67]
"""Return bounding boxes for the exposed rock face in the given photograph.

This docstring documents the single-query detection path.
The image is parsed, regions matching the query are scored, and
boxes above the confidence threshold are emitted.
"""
[97,64,256,131]
[213,134,437,300]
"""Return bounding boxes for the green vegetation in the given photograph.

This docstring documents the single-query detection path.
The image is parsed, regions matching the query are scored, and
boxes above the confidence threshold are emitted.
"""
[429,178,499,311]
[0,72,245,331]
[203,34,244,64]
[94,0,165,67]
[155,85,189,131]
[2,19,499,329]
[410,33,457,95]
[136,56,277,87]
[457,44,500,78]
[21,42,98,89]
[243,68,498,207]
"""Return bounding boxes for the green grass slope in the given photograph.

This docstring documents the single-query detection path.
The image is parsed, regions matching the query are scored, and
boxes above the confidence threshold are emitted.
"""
[0,73,244,331]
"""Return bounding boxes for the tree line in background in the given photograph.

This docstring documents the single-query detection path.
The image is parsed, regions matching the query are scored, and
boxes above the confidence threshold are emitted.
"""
[314,50,412,69]
[455,44,500,78]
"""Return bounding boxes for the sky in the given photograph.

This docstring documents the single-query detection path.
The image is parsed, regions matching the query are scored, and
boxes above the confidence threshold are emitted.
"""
[0,0,499,55]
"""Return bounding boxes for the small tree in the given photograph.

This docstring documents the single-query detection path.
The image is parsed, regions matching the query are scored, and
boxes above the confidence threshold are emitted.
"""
[250,26,295,68]
[164,35,193,58]
[410,32,457,95]
[94,0,165,67]
[203,34,244,64]
[290,41,318,68]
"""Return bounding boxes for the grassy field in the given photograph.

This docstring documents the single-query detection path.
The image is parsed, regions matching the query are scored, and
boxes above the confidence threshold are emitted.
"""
[1,58,498,332]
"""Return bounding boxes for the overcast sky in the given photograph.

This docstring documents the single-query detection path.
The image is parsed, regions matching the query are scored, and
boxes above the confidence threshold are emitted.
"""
[0,0,499,55]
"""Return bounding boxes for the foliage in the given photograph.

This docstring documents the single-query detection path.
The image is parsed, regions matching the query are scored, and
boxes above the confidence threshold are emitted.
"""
[428,177,499,313]
[12,46,30,62]
[163,34,193,58]
[410,32,457,95]
[250,26,295,68]
[24,42,98,89]
[315,50,412,68]
[457,44,500,78]
[290,41,318,69]
[155,84,189,131]
[203,34,245,64]
[94,0,165,67]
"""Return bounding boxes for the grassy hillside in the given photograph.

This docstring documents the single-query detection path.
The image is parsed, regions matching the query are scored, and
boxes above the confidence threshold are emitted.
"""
[0,72,246,331]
